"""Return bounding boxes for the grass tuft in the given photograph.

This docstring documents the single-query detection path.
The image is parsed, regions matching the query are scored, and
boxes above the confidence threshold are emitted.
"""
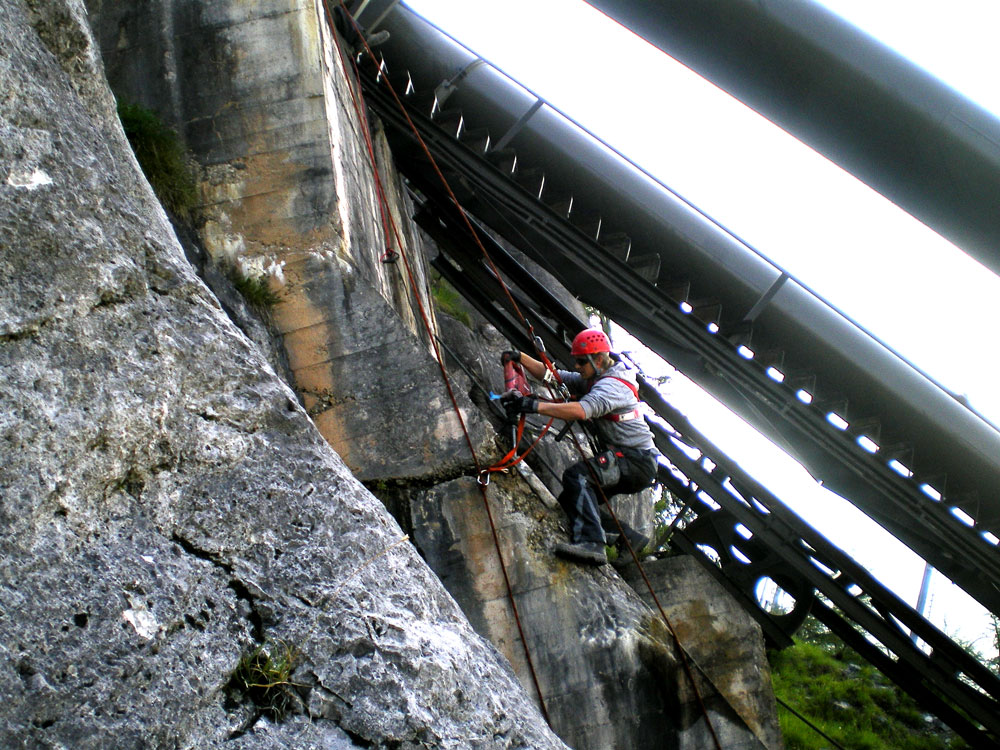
[117,101,198,220]
[430,273,472,328]
[228,640,302,721]
[230,267,281,308]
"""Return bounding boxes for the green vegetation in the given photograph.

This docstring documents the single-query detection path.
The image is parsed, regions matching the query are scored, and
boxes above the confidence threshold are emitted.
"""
[951,616,1000,675]
[229,264,281,308]
[117,100,198,219]
[228,640,302,720]
[430,271,472,327]
[649,490,687,552]
[769,617,968,750]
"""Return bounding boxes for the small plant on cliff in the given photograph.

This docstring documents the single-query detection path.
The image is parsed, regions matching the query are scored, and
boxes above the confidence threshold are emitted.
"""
[228,264,281,308]
[117,100,198,220]
[228,640,303,720]
[647,489,688,554]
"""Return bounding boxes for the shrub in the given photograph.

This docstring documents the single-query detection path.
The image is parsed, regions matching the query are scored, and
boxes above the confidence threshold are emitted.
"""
[229,265,281,308]
[769,619,968,750]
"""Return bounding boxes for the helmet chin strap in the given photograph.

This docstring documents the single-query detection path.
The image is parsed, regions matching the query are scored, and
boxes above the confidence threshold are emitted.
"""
[588,353,611,375]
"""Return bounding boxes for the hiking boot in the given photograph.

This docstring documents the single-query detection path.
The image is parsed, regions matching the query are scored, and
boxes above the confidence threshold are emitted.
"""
[554,541,608,566]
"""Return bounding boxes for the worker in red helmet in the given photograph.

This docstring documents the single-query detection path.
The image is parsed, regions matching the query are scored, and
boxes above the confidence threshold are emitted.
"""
[501,328,658,566]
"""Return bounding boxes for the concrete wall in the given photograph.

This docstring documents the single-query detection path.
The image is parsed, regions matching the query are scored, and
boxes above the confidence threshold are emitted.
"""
[87,0,492,481]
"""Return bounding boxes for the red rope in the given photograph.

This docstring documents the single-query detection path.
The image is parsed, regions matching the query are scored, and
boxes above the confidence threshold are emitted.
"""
[479,414,554,484]
[322,1,551,723]
[329,6,724,745]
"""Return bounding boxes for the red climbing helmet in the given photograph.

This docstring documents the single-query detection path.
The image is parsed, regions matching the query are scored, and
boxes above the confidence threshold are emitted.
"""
[570,328,611,356]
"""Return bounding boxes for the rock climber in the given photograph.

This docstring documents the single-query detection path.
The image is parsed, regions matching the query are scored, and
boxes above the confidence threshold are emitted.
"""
[501,329,659,566]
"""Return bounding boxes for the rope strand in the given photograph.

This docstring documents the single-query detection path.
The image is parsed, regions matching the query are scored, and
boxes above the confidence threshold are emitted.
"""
[334,5,724,744]
[323,1,551,721]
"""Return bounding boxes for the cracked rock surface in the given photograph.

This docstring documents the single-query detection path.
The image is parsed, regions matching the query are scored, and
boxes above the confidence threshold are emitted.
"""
[0,0,565,747]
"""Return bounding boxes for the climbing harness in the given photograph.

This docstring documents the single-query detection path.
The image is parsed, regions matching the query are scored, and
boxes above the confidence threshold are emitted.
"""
[582,373,643,423]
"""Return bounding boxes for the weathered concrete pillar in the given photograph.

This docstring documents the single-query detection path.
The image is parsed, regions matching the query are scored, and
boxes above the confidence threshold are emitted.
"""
[86,0,493,480]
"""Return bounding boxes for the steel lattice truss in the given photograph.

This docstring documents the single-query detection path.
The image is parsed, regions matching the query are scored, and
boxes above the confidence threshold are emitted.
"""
[347,6,1000,744]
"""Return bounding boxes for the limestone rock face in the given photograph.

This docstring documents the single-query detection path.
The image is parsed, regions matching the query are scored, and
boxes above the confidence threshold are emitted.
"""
[624,557,784,750]
[382,474,773,750]
[0,1,565,747]
[394,475,673,748]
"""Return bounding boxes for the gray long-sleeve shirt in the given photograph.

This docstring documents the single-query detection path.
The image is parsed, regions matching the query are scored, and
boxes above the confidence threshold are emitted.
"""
[557,361,656,452]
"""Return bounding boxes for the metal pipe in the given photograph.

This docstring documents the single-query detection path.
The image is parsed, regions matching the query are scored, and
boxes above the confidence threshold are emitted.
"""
[583,0,1000,276]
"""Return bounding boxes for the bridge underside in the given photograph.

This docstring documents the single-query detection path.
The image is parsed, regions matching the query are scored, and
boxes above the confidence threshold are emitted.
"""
[345,2,1000,745]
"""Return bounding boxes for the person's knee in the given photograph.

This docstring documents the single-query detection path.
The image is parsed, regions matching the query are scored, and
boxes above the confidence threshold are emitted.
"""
[558,464,585,511]
[563,462,588,485]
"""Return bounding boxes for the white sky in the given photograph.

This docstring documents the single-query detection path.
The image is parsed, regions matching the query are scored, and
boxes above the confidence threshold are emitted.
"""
[402,0,1000,654]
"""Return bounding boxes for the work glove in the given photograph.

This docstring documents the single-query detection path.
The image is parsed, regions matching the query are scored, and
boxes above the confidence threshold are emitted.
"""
[501,350,521,364]
[501,392,538,421]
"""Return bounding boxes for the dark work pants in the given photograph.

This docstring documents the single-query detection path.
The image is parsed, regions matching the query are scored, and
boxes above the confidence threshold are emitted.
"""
[556,448,658,544]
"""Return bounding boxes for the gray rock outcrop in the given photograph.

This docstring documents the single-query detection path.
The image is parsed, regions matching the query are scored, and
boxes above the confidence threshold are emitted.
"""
[389,473,776,750]
[624,558,785,749]
[0,0,565,746]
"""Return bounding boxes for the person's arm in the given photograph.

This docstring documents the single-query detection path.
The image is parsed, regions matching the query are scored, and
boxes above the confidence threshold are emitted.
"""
[501,350,585,419]
[511,351,547,381]
[537,399,585,421]
[515,355,584,417]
